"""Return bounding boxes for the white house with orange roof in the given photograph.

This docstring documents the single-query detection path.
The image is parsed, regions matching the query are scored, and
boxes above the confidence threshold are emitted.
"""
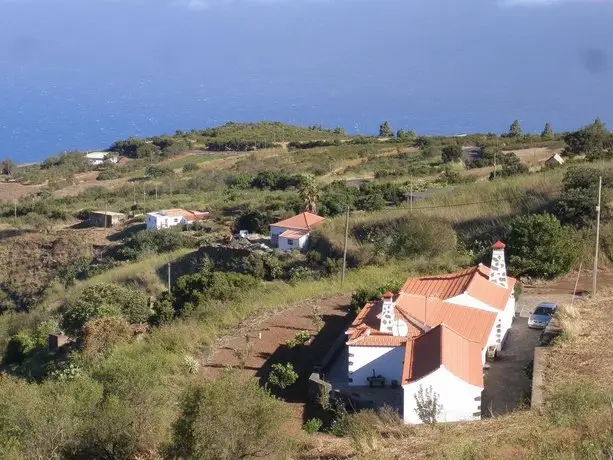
[146,209,209,230]
[344,241,516,424]
[269,211,325,251]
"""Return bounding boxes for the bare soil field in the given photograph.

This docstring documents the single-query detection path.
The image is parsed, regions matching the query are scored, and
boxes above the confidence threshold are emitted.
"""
[201,294,352,433]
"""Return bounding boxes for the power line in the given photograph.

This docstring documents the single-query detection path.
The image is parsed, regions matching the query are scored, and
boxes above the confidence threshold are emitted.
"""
[395,193,561,211]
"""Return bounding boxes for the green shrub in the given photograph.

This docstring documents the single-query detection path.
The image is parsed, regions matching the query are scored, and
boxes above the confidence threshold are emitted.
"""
[506,213,580,278]
[97,169,122,181]
[119,229,195,260]
[170,370,292,459]
[61,283,149,337]
[302,418,323,434]
[285,331,310,349]
[268,362,298,389]
[182,162,199,173]
[146,165,175,178]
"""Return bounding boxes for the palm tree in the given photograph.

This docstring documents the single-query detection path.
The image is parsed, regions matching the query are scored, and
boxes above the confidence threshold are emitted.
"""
[299,174,319,214]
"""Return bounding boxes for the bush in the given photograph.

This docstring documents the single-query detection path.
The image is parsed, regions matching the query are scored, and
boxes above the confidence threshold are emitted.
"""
[61,283,150,337]
[146,165,175,178]
[441,144,462,163]
[268,362,298,389]
[82,316,133,358]
[285,331,310,349]
[302,418,323,434]
[505,213,580,278]
[170,370,292,459]
[355,215,457,260]
[171,261,259,317]
[118,228,195,260]
[182,162,199,173]
[96,168,122,181]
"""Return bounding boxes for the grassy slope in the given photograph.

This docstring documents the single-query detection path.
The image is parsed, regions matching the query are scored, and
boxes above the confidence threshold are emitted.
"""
[303,293,613,459]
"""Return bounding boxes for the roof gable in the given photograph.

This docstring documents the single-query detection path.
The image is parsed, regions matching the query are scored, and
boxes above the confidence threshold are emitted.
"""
[402,324,483,387]
[400,265,516,311]
[270,212,325,230]
[395,295,496,347]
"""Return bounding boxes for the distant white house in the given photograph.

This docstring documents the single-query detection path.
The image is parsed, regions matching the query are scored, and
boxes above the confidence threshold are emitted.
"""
[269,212,325,251]
[345,241,517,424]
[85,151,118,166]
[146,209,209,230]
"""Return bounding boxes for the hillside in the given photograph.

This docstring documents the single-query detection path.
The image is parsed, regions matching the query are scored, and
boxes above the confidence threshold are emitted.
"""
[0,119,612,459]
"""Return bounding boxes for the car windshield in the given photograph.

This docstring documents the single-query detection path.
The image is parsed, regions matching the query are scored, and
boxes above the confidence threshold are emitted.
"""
[533,307,554,316]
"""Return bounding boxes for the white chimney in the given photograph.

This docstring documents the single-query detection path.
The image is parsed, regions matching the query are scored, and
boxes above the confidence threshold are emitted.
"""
[489,241,508,288]
[380,292,395,333]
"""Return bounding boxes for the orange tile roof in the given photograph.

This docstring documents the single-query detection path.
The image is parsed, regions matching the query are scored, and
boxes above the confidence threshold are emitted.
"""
[279,229,309,239]
[402,324,483,387]
[400,265,516,311]
[270,212,325,230]
[395,295,496,348]
[346,300,423,346]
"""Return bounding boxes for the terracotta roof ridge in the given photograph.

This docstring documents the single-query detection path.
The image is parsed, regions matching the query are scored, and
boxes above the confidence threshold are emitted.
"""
[439,322,481,345]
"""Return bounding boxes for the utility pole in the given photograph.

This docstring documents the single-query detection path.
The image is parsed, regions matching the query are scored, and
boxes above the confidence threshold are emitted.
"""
[592,176,602,295]
[133,184,136,206]
[340,206,350,287]
[410,176,413,212]
[493,150,497,179]
[104,201,108,229]
[155,184,158,200]
[13,199,17,223]
[167,263,171,293]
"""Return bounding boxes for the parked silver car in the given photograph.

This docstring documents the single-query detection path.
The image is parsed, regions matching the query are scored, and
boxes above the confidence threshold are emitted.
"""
[528,302,558,329]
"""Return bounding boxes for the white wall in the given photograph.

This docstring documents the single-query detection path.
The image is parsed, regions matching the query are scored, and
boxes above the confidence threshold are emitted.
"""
[270,227,285,248]
[278,233,309,251]
[447,293,499,313]
[146,215,185,230]
[348,345,405,387]
[402,367,482,424]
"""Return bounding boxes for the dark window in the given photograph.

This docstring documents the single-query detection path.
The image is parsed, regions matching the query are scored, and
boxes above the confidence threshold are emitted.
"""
[348,378,353,383]
[473,412,481,417]
[288,239,294,246]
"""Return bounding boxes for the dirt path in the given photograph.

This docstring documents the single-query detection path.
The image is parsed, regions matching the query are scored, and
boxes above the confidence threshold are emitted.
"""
[201,294,352,433]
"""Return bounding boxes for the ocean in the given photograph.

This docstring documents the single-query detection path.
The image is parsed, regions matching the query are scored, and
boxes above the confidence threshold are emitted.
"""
[1,0,612,163]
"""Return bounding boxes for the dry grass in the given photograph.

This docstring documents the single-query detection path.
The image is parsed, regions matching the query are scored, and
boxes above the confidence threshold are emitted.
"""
[302,292,613,459]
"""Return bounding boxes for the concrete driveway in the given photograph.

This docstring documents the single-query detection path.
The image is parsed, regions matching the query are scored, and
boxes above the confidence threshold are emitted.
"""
[481,317,542,417]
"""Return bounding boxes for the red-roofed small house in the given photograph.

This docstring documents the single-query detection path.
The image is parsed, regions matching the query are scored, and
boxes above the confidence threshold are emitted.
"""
[269,212,325,251]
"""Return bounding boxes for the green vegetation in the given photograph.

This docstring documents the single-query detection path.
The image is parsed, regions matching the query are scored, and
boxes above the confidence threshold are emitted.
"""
[170,370,291,459]
[2,118,613,458]
[505,213,580,278]
[267,362,298,389]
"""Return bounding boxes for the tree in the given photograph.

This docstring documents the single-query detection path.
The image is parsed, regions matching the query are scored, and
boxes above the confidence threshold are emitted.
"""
[414,385,442,424]
[441,144,463,163]
[170,370,291,460]
[555,167,613,226]
[563,118,612,157]
[298,174,319,213]
[379,121,393,138]
[509,120,522,137]
[1,159,15,176]
[541,122,554,139]
[396,129,406,138]
[489,153,529,180]
[505,213,579,278]
[268,362,298,389]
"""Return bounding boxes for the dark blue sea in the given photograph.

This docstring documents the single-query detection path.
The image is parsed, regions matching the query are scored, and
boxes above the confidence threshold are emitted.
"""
[1,0,612,163]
